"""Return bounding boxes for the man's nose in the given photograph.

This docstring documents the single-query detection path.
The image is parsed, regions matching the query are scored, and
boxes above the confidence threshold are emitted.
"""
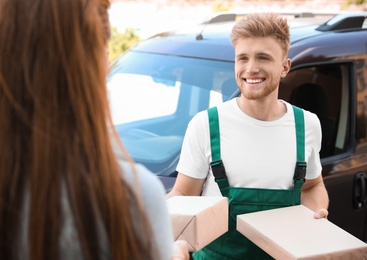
[246,59,260,74]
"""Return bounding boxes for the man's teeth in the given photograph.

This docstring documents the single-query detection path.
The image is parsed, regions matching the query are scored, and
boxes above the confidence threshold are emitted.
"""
[246,79,263,83]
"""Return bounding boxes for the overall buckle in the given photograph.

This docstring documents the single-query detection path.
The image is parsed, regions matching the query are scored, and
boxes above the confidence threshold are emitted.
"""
[294,161,307,181]
[210,159,227,181]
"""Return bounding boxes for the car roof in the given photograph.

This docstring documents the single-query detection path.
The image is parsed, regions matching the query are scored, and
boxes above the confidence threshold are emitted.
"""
[132,22,235,61]
[131,11,367,62]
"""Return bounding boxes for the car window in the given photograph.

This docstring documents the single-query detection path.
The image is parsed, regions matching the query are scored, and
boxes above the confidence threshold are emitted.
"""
[107,51,237,176]
[108,52,236,123]
[280,63,351,159]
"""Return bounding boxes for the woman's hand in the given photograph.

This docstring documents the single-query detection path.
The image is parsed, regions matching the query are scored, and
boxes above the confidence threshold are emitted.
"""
[171,240,190,260]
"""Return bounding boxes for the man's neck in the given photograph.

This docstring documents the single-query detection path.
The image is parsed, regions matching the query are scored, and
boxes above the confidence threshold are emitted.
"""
[236,96,287,121]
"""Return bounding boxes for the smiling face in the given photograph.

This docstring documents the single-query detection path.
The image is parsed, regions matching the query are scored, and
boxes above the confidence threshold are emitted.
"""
[234,36,291,101]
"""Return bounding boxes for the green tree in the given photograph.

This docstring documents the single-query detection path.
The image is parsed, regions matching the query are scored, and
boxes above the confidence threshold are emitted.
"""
[212,1,232,12]
[341,0,367,10]
[108,26,140,63]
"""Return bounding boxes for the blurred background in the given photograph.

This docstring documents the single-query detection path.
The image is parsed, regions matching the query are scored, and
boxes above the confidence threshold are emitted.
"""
[107,0,367,63]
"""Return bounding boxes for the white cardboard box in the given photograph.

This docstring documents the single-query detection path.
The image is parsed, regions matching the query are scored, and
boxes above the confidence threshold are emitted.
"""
[237,205,367,259]
[167,196,228,252]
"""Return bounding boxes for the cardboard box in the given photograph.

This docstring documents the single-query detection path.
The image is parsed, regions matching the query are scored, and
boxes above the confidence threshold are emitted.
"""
[167,196,228,252]
[237,205,367,259]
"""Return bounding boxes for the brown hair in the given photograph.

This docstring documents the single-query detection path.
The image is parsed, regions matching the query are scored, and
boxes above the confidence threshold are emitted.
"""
[230,12,290,56]
[98,0,112,44]
[0,0,157,259]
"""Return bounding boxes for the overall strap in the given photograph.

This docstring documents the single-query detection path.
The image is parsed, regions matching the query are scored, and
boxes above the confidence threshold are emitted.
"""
[208,106,306,191]
[292,105,307,190]
[207,107,230,189]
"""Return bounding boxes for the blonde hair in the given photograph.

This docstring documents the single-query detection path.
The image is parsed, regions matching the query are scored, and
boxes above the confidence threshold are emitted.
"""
[230,12,290,56]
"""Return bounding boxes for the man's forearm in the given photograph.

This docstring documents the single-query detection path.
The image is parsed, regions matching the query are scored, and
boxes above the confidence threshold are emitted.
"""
[165,189,184,199]
[301,182,329,212]
[165,173,205,199]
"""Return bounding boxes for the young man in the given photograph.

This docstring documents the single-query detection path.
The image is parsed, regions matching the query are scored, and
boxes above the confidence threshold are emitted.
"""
[166,13,329,259]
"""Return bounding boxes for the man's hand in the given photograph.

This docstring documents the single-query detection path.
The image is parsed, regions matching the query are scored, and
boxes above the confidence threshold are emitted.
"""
[314,208,329,219]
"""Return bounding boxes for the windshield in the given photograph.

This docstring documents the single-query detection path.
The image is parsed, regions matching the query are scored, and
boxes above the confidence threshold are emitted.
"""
[107,51,237,176]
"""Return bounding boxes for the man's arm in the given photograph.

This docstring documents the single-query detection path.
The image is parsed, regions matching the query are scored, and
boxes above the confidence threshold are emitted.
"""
[301,174,329,219]
[166,173,206,199]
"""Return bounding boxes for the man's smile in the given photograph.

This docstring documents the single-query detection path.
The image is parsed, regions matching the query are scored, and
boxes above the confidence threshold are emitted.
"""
[245,78,264,84]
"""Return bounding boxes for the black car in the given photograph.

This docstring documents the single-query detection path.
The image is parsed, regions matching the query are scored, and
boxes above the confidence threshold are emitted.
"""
[107,11,367,241]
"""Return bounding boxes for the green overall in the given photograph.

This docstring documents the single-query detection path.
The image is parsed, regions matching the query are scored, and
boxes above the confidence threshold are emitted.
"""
[192,105,306,260]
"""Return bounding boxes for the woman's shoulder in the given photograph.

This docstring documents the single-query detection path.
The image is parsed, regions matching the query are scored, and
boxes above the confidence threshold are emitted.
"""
[118,159,174,260]
[118,160,166,198]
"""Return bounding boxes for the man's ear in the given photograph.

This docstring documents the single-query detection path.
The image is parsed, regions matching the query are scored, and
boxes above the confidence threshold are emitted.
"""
[281,58,291,78]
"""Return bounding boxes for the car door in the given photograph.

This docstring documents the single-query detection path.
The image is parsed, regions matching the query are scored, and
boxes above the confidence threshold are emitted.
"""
[281,31,367,241]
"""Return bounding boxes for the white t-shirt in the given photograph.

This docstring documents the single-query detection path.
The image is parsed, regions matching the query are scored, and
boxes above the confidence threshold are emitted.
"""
[176,98,322,197]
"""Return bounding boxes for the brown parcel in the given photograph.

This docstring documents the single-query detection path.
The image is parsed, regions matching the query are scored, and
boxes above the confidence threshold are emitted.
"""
[237,205,367,259]
[167,196,228,252]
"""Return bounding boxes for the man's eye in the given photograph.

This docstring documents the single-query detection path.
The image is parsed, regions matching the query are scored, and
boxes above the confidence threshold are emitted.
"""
[259,56,269,60]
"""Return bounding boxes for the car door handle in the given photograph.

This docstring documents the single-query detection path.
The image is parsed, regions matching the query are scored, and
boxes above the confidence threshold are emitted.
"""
[353,172,367,209]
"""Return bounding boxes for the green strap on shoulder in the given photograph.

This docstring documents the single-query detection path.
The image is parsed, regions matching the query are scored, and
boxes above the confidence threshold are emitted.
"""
[208,107,229,189]
[292,105,305,162]
[208,105,306,188]
[292,105,307,190]
[208,107,221,162]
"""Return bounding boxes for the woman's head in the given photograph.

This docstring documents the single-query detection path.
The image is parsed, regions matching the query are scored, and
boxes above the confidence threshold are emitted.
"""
[0,0,109,136]
[0,0,157,259]
[230,12,290,57]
